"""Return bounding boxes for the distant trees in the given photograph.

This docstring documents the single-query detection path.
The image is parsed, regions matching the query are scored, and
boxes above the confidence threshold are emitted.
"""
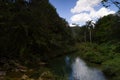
[93,13,120,43]
[71,20,95,43]
[71,13,120,44]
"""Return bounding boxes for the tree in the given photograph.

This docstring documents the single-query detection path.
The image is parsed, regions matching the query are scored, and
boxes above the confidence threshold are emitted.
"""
[85,20,95,43]
[101,0,120,10]
[93,14,120,43]
[0,0,73,66]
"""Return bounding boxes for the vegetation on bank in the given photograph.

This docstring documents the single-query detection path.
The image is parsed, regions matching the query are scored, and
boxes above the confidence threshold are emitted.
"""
[74,42,120,80]
[0,0,120,80]
[71,10,120,80]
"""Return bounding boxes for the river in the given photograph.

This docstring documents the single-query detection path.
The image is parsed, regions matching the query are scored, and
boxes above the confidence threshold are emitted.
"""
[65,57,106,80]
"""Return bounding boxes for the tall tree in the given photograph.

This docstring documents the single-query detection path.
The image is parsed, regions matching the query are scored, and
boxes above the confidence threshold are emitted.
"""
[86,20,94,43]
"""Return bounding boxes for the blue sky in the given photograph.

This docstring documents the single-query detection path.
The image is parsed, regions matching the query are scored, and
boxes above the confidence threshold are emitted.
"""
[49,0,118,26]
[49,0,76,24]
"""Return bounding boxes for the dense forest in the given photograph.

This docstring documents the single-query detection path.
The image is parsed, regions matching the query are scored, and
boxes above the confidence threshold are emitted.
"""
[0,0,73,65]
[0,0,120,80]
[0,0,74,79]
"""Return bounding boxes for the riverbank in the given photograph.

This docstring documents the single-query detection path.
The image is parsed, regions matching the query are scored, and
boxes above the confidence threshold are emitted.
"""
[72,42,120,80]
[1,42,120,80]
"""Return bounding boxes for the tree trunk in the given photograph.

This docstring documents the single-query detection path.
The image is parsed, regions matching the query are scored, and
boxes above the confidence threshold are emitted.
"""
[90,29,92,43]
[84,31,86,42]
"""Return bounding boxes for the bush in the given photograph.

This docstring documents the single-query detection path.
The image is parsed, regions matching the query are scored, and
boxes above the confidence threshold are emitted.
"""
[102,56,120,80]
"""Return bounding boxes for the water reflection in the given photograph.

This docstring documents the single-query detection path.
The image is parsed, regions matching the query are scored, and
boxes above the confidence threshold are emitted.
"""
[66,57,106,80]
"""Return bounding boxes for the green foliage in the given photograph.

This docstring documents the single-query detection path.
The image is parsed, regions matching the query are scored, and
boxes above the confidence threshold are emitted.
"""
[102,56,120,80]
[0,0,73,68]
[1,0,120,80]
[74,42,120,80]
[71,26,85,42]
[71,26,91,43]
[70,13,120,80]
[94,14,120,43]
[0,0,74,79]
[75,43,105,64]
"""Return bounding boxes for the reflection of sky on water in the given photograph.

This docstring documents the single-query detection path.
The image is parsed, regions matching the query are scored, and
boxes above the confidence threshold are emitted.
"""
[65,56,70,66]
[66,57,106,80]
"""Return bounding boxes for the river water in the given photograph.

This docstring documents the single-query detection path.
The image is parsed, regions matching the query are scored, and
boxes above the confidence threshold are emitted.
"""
[66,57,106,80]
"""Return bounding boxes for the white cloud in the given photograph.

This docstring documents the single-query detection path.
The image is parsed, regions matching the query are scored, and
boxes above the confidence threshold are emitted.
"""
[95,7,115,17]
[71,0,102,13]
[69,23,76,27]
[71,13,92,23]
[70,0,115,25]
